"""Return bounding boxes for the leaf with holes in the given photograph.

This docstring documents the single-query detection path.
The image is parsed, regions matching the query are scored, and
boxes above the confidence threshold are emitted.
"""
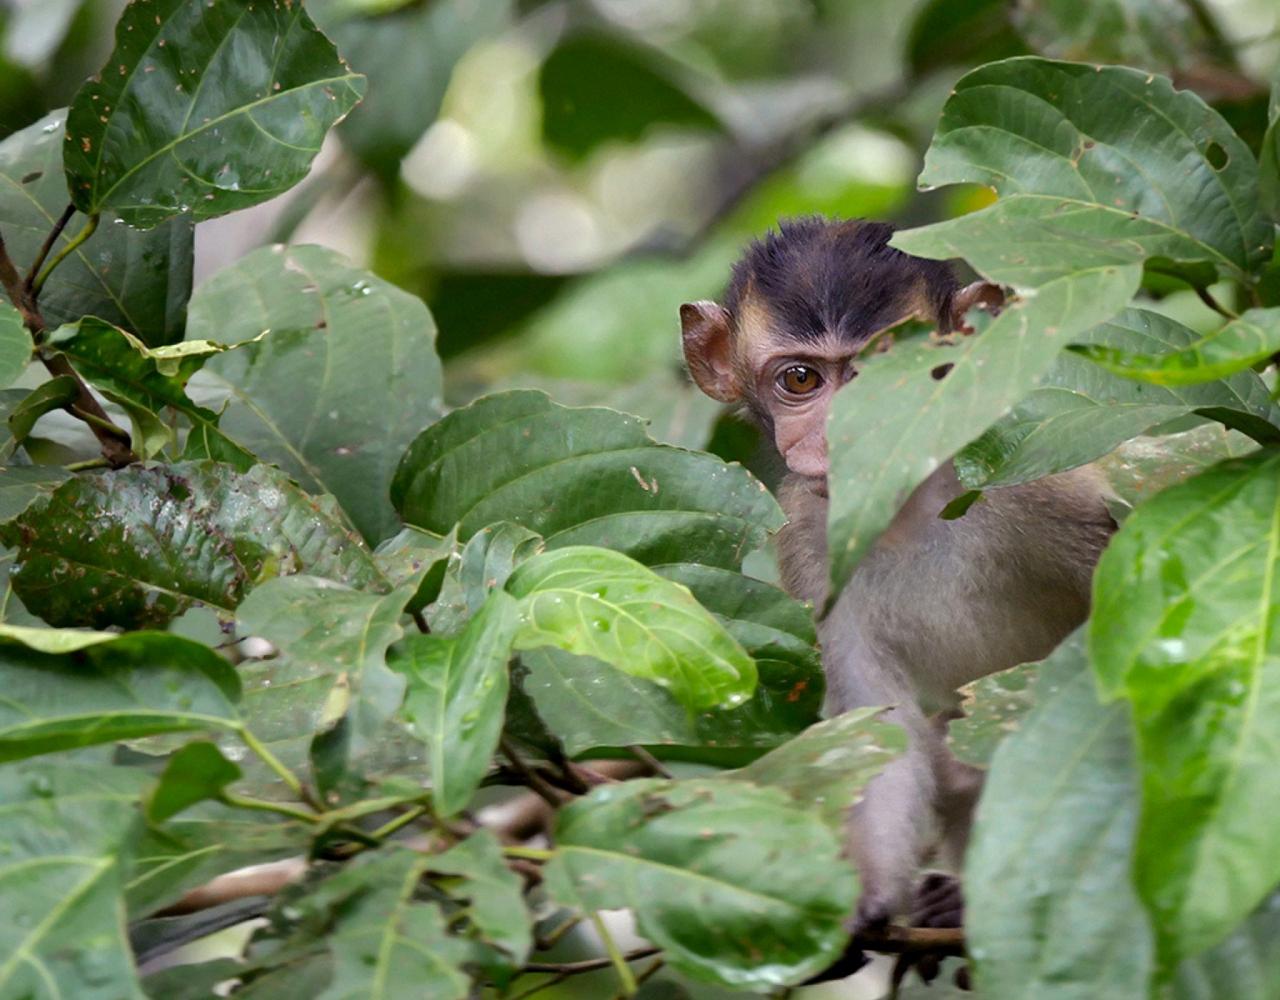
[956,307,1280,490]
[1071,307,1280,387]
[507,546,756,712]
[0,630,240,761]
[0,110,192,346]
[63,0,365,226]
[894,59,1271,287]
[1,462,383,630]
[826,265,1138,598]
[391,390,783,570]
[189,244,443,543]
[544,778,855,988]
[390,591,521,817]
[1091,448,1280,963]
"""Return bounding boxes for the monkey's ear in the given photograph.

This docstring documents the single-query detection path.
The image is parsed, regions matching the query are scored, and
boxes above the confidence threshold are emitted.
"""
[948,281,1005,333]
[680,301,740,402]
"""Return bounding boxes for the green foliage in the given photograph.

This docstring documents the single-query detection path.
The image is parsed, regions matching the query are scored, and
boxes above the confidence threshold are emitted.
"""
[0,1,1278,998]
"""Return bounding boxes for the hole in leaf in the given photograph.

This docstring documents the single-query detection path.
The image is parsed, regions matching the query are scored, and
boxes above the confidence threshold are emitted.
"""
[1205,142,1228,170]
[930,363,954,381]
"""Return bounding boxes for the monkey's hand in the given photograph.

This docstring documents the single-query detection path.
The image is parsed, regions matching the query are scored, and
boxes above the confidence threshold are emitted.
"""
[912,871,965,928]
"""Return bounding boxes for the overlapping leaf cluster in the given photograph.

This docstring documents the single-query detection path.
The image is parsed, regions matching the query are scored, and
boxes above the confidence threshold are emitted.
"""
[0,3,905,998]
[822,39,1280,999]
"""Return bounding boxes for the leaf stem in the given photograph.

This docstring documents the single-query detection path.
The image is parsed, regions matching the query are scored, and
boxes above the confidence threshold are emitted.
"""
[627,744,673,779]
[65,456,112,472]
[501,736,568,807]
[239,727,309,802]
[219,792,319,824]
[23,204,76,295]
[591,911,637,997]
[70,404,133,440]
[503,845,553,862]
[32,213,99,297]
[370,803,430,840]
[1194,285,1238,320]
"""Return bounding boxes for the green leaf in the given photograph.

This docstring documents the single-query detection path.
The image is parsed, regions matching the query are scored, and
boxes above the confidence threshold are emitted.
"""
[956,307,1280,489]
[949,658,1076,767]
[235,578,410,783]
[507,546,756,712]
[286,848,469,1000]
[966,633,1154,998]
[0,464,68,521]
[906,0,1028,76]
[1262,94,1279,221]
[392,390,783,570]
[544,778,856,988]
[0,630,240,761]
[0,300,31,388]
[726,708,905,829]
[1071,307,1280,387]
[0,110,193,346]
[0,761,149,1000]
[0,621,118,652]
[1091,448,1280,962]
[190,244,443,543]
[1096,421,1259,512]
[390,591,521,817]
[539,32,720,161]
[895,59,1271,286]
[827,265,1139,597]
[146,741,242,823]
[2,461,383,630]
[429,522,543,635]
[63,0,366,226]
[1170,890,1280,1000]
[7,375,77,448]
[373,525,455,615]
[429,830,532,969]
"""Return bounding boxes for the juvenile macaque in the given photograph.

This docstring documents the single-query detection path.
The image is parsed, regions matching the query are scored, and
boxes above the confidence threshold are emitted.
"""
[681,218,1113,931]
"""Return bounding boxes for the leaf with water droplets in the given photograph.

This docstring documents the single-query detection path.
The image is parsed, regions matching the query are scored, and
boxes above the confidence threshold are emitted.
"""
[63,0,365,226]
[389,591,521,817]
[506,546,757,712]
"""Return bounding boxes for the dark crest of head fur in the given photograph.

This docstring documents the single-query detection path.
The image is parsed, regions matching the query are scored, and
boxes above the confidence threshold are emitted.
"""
[724,216,957,342]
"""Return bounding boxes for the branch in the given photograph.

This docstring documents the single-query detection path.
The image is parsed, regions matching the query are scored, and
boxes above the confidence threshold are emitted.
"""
[0,225,138,468]
[23,203,76,295]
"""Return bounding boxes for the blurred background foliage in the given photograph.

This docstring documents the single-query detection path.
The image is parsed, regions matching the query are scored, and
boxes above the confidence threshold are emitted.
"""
[1,0,1276,994]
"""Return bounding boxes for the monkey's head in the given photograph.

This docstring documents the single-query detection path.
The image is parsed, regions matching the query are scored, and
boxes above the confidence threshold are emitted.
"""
[680,217,1000,485]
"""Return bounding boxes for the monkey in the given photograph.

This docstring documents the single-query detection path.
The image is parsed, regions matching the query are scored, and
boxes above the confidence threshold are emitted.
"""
[680,217,1114,935]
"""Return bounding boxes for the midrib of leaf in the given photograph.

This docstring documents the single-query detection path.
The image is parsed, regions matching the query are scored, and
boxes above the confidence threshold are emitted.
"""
[4,708,238,736]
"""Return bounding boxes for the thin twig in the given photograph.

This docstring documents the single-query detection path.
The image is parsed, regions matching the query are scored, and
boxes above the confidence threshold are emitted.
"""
[627,744,673,779]
[23,203,76,295]
[535,914,583,951]
[1194,285,1238,320]
[501,736,568,807]
[218,792,319,825]
[521,946,661,975]
[239,727,311,804]
[620,956,664,998]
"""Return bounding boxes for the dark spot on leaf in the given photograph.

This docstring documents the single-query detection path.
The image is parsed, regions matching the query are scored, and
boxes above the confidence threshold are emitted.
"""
[1205,142,1228,170]
[20,171,41,184]
[930,363,954,381]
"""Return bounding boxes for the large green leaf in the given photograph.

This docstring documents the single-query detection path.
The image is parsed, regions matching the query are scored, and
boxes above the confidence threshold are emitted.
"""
[2,461,383,630]
[966,634,1154,998]
[0,300,30,388]
[428,830,532,970]
[544,778,855,988]
[1091,448,1280,962]
[63,0,365,227]
[428,521,542,635]
[507,546,756,712]
[0,630,240,761]
[235,577,411,781]
[726,708,905,829]
[0,762,149,1000]
[518,564,823,755]
[189,244,442,543]
[1072,307,1280,387]
[895,58,1271,286]
[827,265,1138,597]
[0,110,193,346]
[391,390,783,570]
[956,307,1280,489]
[539,32,720,161]
[390,592,521,817]
[1170,890,1280,1000]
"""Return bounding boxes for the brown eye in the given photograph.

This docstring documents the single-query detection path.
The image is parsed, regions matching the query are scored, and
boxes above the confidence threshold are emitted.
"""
[778,365,823,396]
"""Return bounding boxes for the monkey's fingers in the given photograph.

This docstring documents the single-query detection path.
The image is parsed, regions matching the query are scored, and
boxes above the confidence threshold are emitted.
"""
[912,872,965,929]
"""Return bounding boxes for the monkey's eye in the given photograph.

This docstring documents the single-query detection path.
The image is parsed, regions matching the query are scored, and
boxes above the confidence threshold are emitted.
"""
[778,365,823,397]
